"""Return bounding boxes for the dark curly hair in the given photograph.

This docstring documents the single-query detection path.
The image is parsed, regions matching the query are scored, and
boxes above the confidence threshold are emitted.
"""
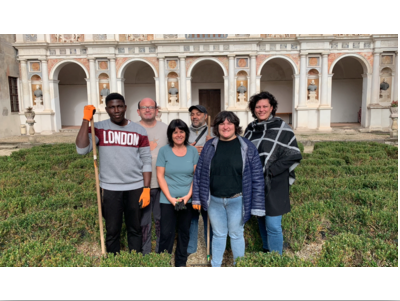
[248,91,278,120]
[212,111,243,137]
[167,119,189,147]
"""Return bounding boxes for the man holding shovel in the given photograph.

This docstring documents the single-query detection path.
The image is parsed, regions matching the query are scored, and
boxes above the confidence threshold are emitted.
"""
[187,105,213,257]
[76,93,152,255]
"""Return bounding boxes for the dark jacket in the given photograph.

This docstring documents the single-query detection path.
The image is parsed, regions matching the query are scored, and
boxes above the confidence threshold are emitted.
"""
[244,117,302,216]
[192,136,265,223]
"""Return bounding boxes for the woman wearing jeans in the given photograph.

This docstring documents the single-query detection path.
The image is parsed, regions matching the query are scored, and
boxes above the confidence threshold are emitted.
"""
[244,91,302,255]
[192,111,265,267]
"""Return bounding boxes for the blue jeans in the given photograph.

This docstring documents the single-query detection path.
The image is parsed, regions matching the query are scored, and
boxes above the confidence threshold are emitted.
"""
[208,195,245,267]
[258,215,283,255]
[187,208,213,254]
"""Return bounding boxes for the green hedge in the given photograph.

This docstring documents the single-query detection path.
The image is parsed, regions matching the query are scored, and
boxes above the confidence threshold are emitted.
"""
[0,141,397,267]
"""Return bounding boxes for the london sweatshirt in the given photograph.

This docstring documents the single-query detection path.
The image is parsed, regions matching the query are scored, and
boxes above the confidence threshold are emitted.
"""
[76,119,152,191]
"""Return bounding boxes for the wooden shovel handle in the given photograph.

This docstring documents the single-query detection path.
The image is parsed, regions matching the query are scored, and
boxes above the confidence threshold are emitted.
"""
[91,118,106,255]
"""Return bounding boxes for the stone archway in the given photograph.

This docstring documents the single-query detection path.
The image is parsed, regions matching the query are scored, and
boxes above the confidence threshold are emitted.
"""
[331,57,364,123]
[121,61,156,122]
[189,59,226,123]
[259,57,296,124]
[57,63,88,127]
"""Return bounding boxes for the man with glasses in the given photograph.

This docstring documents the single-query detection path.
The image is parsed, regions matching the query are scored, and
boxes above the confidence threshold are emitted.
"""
[136,98,168,255]
[187,105,213,257]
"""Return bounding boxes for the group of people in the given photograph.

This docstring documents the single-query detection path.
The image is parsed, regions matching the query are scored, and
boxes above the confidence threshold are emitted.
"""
[76,90,302,267]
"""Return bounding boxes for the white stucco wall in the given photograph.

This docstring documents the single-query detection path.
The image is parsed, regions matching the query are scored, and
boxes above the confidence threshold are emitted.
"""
[124,84,156,122]
[331,79,362,123]
[0,35,21,138]
[59,85,88,126]
[260,81,293,113]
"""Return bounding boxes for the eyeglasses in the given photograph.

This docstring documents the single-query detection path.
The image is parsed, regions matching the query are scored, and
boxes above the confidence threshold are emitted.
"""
[139,106,156,110]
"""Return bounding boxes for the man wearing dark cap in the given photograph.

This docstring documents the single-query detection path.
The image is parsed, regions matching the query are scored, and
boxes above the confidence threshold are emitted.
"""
[187,104,213,257]
[75,93,152,255]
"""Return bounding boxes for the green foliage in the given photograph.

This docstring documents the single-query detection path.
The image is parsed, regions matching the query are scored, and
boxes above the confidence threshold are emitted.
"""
[100,251,172,267]
[0,141,397,267]
[236,251,313,267]
[317,233,398,267]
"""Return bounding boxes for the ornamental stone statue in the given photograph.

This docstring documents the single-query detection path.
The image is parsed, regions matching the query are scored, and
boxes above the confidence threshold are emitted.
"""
[168,82,178,105]
[33,85,44,111]
[168,82,178,95]
[307,80,318,103]
[380,78,390,91]
[100,84,110,98]
[237,81,247,94]
[307,80,317,92]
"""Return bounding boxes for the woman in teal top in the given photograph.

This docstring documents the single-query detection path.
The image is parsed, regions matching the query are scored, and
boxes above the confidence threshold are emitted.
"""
[156,119,199,267]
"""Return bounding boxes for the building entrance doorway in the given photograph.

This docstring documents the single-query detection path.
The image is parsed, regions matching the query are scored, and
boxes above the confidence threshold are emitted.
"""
[199,89,221,125]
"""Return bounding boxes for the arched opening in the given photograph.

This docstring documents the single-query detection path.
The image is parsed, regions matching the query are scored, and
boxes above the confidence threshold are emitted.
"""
[123,61,156,121]
[260,58,294,124]
[331,57,363,123]
[191,60,225,122]
[58,63,88,127]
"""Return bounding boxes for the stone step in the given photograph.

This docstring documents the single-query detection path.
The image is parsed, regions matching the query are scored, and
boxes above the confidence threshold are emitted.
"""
[0,144,19,150]
[59,129,79,133]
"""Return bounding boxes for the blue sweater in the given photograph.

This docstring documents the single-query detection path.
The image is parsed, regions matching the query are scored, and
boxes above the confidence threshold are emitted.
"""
[192,136,265,223]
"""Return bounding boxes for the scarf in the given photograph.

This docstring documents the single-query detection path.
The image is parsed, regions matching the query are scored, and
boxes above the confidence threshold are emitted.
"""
[244,116,302,186]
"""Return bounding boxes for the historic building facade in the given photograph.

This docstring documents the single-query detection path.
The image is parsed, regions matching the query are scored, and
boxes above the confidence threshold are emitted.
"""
[10,34,398,134]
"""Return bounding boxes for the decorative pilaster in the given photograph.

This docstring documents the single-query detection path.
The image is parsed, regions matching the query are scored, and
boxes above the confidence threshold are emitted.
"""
[20,59,31,108]
[250,54,257,96]
[40,59,52,112]
[256,75,261,94]
[159,57,166,109]
[109,58,117,92]
[186,77,192,108]
[223,76,229,109]
[228,55,235,109]
[393,52,398,101]
[371,51,381,104]
[320,53,329,106]
[298,54,307,107]
[89,58,97,106]
[179,56,187,109]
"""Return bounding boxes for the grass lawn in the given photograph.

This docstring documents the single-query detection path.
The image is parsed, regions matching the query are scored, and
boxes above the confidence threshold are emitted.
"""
[0,142,397,267]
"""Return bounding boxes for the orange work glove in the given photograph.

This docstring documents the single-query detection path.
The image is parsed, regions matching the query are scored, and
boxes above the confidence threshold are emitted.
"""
[83,105,96,121]
[139,188,151,209]
[192,204,201,211]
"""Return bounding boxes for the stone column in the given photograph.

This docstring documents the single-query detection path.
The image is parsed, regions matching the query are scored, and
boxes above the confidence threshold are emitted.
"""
[153,77,160,107]
[109,57,117,92]
[371,51,381,104]
[256,75,261,93]
[179,56,187,109]
[40,59,52,111]
[298,54,307,107]
[393,52,398,101]
[20,59,31,108]
[320,53,329,106]
[89,58,97,106]
[186,77,192,108]
[250,54,257,96]
[158,56,166,109]
[228,55,235,109]
[223,76,229,109]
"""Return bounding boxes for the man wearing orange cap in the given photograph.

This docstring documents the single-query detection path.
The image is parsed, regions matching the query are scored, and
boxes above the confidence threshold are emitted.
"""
[136,98,168,255]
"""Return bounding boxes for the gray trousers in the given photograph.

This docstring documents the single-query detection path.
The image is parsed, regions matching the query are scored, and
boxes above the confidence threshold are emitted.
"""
[141,188,161,254]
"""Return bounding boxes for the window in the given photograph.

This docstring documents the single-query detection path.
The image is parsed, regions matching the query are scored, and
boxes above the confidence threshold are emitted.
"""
[8,77,19,112]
